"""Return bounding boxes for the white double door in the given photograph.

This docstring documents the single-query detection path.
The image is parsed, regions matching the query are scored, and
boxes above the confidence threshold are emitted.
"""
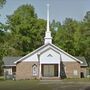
[43,65,54,77]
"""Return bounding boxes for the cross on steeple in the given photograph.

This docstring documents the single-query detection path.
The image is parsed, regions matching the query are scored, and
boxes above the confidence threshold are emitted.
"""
[44,4,52,44]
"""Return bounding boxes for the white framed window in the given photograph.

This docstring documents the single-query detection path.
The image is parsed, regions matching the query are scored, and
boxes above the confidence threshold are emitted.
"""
[73,70,78,76]
[4,68,12,75]
[32,64,38,76]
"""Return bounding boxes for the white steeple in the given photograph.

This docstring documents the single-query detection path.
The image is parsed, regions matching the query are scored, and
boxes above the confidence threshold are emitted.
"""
[44,4,52,44]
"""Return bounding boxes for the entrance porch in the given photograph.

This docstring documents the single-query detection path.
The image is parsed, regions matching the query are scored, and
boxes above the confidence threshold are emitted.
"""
[39,64,60,79]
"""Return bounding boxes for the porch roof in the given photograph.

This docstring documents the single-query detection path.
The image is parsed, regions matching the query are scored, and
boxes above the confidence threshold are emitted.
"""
[75,57,88,66]
[3,56,22,67]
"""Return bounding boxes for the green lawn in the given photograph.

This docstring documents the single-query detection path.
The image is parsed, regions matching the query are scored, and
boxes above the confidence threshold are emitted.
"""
[0,79,90,90]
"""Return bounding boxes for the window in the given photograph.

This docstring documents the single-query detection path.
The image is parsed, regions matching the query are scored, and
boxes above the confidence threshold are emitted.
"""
[32,64,38,76]
[73,70,78,76]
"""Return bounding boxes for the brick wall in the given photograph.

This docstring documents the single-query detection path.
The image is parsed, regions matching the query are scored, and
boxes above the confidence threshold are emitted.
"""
[16,61,81,80]
[16,62,39,80]
[81,66,87,77]
[63,62,81,78]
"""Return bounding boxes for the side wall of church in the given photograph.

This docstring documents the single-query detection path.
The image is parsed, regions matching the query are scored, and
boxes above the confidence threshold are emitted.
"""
[81,66,87,77]
[16,61,81,80]
[16,62,39,80]
[62,62,81,78]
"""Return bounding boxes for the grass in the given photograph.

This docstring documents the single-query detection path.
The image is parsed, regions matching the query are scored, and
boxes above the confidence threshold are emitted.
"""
[0,76,4,81]
[63,78,90,82]
[0,79,90,90]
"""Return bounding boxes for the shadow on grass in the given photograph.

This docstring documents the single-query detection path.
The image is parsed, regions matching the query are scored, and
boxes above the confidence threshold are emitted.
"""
[84,86,90,90]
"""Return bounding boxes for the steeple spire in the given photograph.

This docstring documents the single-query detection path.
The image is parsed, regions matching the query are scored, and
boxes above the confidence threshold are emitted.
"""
[47,4,50,32]
[44,4,52,44]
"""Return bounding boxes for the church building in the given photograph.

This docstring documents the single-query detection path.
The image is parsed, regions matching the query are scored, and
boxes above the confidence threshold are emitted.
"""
[3,5,87,80]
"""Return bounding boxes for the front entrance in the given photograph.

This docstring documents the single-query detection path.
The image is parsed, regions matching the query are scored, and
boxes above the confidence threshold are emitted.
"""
[41,64,58,77]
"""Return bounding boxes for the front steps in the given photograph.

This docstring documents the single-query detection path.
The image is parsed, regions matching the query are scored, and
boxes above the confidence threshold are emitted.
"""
[40,77,60,80]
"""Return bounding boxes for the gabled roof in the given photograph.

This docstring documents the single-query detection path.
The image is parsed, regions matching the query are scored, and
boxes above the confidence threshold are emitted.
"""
[75,57,88,66]
[3,56,22,66]
[2,56,87,67]
[14,43,83,64]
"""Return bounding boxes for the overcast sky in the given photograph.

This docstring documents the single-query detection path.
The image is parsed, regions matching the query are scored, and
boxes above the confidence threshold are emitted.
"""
[0,0,90,23]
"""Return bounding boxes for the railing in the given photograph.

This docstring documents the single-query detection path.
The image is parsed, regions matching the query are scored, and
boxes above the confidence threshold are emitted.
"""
[4,72,16,80]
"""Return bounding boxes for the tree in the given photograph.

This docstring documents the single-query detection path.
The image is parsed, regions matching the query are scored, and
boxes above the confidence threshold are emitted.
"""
[0,0,6,8]
[0,23,10,75]
[54,18,78,55]
[0,0,6,75]
[84,11,90,22]
[50,20,61,43]
[54,16,90,66]
[81,11,90,65]
[7,4,46,56]
[0,3,89,68]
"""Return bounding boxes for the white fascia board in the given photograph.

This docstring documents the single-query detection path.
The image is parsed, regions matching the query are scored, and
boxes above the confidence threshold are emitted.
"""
[3,65,16,67]
[50,44,83,63]
[14,43,83,64]
[14,44,47,63]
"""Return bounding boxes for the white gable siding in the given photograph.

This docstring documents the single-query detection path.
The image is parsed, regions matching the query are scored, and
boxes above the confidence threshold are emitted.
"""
[22,45,76,63]
[40,49,60,64]
[23,53,38,62]
[39,45,51,53]
[61,52,76,62]
[39,45,76,62]
[23,45,51,62]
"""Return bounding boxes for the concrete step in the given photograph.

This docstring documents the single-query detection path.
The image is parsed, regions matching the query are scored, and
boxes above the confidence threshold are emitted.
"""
[41,77,60,80]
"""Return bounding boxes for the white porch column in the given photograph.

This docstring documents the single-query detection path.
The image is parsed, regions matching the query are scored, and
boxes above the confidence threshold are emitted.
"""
[58,63,60,77]
[37,53,42,78]
[58,53,61,78]
[39,63,42,78]
[10,68,13,75]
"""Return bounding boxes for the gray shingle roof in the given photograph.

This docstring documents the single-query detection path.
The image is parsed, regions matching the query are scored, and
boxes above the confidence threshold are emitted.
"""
[3,56,87,67]
[75,56,88,66]
[3,56,22,66]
